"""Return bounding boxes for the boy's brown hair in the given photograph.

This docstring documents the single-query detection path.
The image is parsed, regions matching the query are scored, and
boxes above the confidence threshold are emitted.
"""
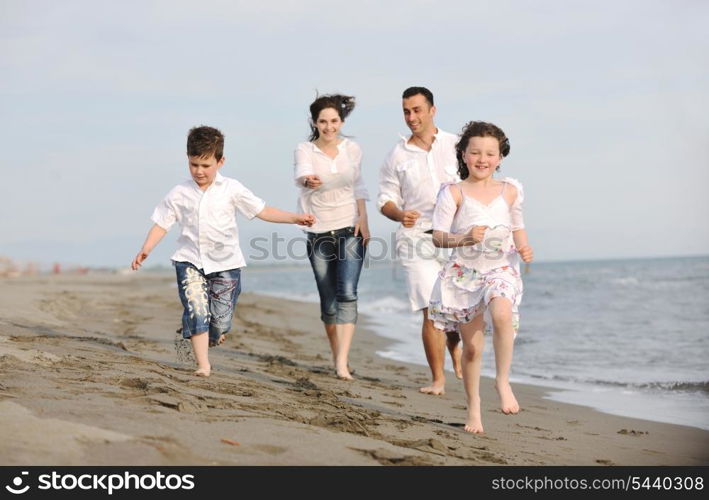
[187,126,224,160]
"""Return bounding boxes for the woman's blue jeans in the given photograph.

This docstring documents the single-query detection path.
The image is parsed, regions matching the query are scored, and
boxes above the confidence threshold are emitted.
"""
[306,226,365,324]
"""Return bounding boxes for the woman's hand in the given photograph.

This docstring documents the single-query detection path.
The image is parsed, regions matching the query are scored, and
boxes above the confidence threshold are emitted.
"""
[303,175,323,189]
[354,215,371,246]
[294,214,316,227]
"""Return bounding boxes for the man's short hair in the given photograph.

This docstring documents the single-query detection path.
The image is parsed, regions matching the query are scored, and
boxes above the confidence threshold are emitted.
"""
[187,126,224,160]
[402,86,434,107]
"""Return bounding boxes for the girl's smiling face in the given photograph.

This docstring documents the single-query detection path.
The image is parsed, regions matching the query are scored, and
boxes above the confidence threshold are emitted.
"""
[462,136,502,180]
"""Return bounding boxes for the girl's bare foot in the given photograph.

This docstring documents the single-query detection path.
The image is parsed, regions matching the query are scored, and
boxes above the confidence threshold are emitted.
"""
[464,401,483,433]
[495,380,520,414]
[419,379,445,395]
[335,364,353,380]
[194,366,211,377]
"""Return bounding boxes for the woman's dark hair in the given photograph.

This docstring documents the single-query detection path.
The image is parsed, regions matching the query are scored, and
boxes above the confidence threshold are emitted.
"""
[455,121,510,180]
[308,93,356,141]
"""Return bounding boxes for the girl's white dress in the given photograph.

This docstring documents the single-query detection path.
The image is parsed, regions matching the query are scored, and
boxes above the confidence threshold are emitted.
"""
[428,178,525,333]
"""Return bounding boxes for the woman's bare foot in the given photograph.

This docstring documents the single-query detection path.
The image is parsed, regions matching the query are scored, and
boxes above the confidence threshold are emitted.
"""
[419,379,445,395]
[194,366,211,377]
[495,380,520,414]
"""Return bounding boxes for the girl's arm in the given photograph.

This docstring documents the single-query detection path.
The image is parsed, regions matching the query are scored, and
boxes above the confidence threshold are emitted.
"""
[513,229,534,263]
[432,184,488,248]
[433,226,488,248]
[256,206,315,226]
[354,199,370,245]
[132,224,168,270]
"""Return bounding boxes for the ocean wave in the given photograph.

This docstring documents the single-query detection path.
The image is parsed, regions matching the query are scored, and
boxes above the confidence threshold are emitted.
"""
[526,374,709,395]
[636,381,709,394]
[360,296,411,314]
[610,277,639,286]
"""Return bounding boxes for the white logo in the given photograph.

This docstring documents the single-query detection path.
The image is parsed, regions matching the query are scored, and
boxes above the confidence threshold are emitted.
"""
[5,472,30,495]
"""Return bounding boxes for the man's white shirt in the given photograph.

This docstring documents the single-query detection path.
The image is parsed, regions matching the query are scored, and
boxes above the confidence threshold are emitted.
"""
[377,129,460,229]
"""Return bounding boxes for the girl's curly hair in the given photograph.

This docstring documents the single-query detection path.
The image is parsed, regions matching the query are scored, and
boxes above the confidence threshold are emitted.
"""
[455,121,510,180]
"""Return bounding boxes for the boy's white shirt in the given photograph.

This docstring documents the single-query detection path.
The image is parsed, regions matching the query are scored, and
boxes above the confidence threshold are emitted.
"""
[151,172,265,274]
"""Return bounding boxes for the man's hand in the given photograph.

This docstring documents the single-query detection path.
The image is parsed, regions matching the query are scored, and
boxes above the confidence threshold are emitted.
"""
[400,210,421,228]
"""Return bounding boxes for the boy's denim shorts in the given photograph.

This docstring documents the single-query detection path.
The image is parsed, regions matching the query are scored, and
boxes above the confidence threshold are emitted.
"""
[174,261,241,344]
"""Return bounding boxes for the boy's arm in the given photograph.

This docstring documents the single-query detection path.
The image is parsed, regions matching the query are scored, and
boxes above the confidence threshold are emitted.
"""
[256,206,315,226]
[513,229,534,263]
[131,224,168,270]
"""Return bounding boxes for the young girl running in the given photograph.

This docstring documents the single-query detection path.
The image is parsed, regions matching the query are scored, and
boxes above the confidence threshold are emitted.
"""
[428,121,533,433]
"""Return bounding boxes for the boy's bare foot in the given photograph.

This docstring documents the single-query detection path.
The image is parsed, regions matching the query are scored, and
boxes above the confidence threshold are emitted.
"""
[209,334,227,348]
[194,366,211,377]
[419,379,445,395]
[495,380,520,414]
[174,328,195,363]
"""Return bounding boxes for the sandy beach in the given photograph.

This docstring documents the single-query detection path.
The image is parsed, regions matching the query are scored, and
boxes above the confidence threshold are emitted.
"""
[0,272,707,466]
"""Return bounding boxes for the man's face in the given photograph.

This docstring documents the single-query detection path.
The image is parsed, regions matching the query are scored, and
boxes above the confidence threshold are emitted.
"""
[188,153,224,189]
[402,94,436,135]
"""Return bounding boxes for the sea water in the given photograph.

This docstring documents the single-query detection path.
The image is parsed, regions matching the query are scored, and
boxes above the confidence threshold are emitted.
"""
[244,255,709,431]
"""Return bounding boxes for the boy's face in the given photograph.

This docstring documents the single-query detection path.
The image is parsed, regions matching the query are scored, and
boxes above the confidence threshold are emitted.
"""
[188,154,224,189]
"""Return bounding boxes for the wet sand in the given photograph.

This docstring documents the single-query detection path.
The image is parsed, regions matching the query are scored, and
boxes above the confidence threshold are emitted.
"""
[1,272,707,465]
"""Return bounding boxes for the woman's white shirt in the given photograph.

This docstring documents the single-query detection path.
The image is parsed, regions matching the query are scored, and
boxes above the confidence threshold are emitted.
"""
[294,138,369,233]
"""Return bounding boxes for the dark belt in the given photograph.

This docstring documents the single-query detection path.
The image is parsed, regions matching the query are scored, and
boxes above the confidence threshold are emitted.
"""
[308,226,355,238]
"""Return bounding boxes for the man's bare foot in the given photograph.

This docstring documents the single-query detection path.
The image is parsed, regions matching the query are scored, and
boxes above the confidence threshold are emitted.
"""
[447,336,463,379]
[194,366,211,377]
[419,380,445,395]
[495,380,520,414]
[452,351,463,380]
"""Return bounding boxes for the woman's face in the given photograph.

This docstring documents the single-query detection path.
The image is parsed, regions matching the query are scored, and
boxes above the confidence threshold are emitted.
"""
[315,107,343,141]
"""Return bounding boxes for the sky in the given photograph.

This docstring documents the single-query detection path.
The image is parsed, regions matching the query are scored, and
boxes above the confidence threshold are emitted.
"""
[1,0,708,269]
